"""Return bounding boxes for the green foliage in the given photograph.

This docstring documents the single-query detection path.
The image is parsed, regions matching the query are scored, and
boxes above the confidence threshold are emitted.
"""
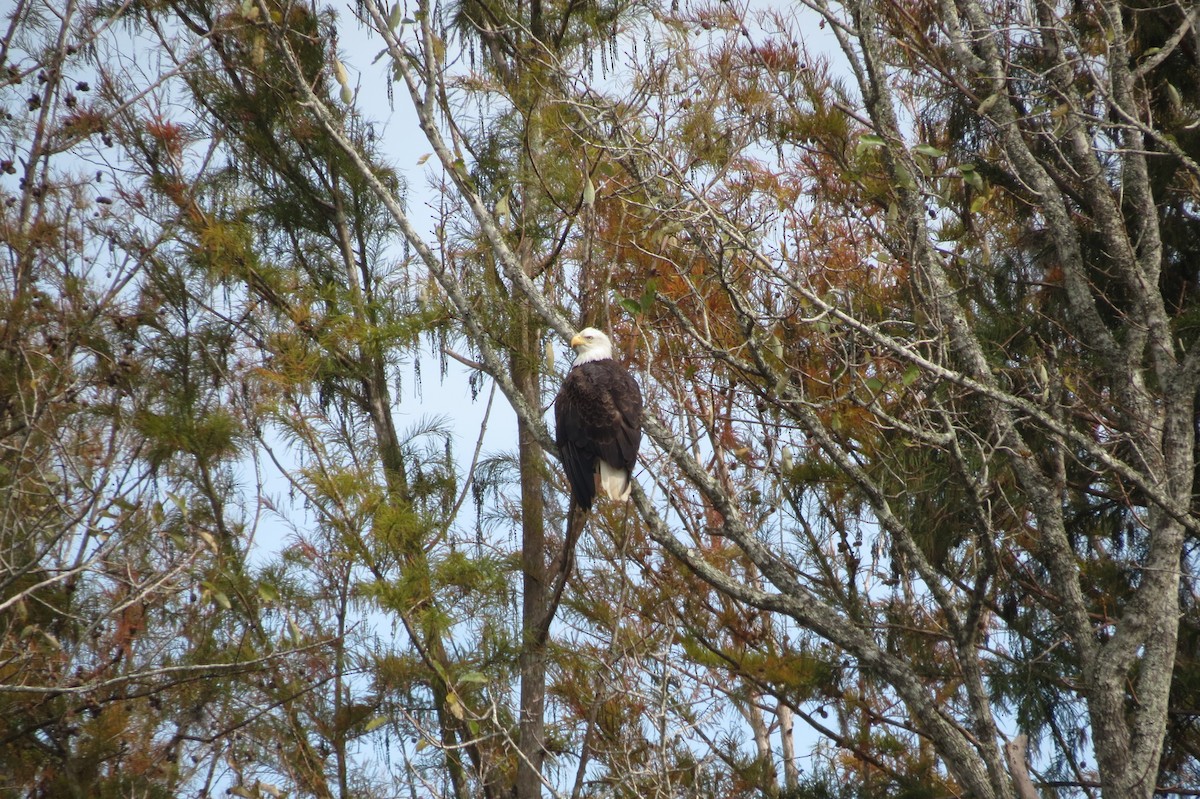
[7,0,1200,796]
[135,407,243,465]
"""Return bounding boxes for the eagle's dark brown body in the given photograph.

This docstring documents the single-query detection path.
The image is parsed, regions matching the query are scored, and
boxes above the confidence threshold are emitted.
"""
[554,342,642,511]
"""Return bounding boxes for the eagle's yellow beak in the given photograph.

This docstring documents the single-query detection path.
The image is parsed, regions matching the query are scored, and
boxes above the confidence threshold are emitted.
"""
[570,333,585,349]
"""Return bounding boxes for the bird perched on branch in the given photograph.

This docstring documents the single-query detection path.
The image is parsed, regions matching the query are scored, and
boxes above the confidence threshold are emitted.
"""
[554,327,643,511]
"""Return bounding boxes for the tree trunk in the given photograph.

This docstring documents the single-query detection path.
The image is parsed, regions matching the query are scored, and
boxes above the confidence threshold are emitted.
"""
[515,298,549,799]
[779,702,798,791]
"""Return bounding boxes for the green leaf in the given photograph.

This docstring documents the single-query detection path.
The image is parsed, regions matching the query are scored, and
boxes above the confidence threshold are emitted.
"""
[167,491,188,521]
[901,364,921,386]
[959,164,984,190]
[446,692,465,719]
[977,93,1002,114]
[458,670,488,684]
[639,278,658,313]
[1166,82,1182,109]
[865,376,883,394]
[913,143,945,158]
[364,715,389,733]
[855,134,886,156]
[619,297,641,316]
[197,529,219,554]
[203,583,231,611]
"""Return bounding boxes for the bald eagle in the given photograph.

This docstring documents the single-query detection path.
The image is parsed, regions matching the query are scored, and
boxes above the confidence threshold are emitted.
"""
[554,328,643,511]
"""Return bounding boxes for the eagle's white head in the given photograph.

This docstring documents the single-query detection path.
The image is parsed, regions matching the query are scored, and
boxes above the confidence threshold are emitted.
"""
[570,327,614,365]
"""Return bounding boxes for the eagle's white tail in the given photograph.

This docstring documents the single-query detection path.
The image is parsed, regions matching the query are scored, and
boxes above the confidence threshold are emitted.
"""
[598,460,632,502]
